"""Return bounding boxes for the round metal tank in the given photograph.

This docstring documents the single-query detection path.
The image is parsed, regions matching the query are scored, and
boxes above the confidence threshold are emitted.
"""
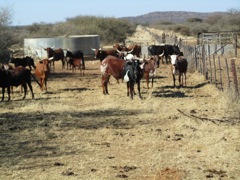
[24,35,100,59]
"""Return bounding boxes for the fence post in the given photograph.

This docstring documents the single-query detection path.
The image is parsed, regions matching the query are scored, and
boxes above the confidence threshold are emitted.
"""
[202,45,207,79]
[225,58,230,89]
[208,45,212,83]
[231,59,239,96]
[218,57,223,91]
[233,33,238,57]
[213,55,217,87]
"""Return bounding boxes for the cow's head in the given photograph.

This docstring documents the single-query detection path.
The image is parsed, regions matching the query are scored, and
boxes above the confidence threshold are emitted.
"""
[38,57,53,71]
[91,48,101,59]
[42,46,55,58]
[170,55,179,75]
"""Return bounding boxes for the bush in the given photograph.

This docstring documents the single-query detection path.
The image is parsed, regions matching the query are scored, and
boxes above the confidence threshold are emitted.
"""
[25,16,136,45]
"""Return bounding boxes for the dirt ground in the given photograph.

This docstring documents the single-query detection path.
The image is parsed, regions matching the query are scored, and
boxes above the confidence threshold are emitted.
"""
[0,27,240,180]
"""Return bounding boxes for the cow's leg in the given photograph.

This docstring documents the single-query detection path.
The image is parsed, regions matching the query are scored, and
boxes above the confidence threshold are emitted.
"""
[1,87,5,101]
[45,80,48,92]
[126,83,130,97]
[62,59,65,69]
[184,72,187,86]
[172,74,176,87]
[137,81,142,99]
[129,83,134,99]
[27,82,34,99]
[102,75,109,94]
[82,57,85,69]
[156,55,161,67]
[7,86,11,101]
[146,74,149,89]
[40,78,44,91]
[165,55,168,64]
[22,83,27,99]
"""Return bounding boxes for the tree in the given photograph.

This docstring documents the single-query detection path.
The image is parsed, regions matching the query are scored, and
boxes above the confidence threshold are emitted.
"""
[0,5,14,63]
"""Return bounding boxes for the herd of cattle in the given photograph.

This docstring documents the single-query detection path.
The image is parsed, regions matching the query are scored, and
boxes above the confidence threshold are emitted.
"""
[0,43,188,101]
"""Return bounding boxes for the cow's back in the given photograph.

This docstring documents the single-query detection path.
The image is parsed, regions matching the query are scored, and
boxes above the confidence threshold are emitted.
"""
[101,58,126,79]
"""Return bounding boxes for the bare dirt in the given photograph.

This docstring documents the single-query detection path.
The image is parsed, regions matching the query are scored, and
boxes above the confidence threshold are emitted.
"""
[0,27,240,180]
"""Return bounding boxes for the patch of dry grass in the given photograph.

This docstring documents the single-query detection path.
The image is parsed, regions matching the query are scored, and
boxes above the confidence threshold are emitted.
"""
[0,60,239,180]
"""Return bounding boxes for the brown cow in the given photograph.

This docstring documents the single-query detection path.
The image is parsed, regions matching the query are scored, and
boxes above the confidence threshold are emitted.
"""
[0,66,34,101]
[114,44,141,59]
[69,58,84,75]
[35,58,53,93]
[100,56,126,94]
[170,54,188,87]
[91,48,118,62]
[142,56,157,89]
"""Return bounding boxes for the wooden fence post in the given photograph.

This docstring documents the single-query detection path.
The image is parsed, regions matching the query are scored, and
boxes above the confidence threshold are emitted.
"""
[208,45,212,83]
[233,33,238,57]
[225,58,230,89]
[218,57,223,91]
[213,55,217,86]
[202,45,207,79]
[231,59,239,96]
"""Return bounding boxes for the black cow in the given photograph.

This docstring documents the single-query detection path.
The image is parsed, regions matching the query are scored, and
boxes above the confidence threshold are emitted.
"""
[43,47,65,69]
[0,66,34,101]
[148,44,181,65]
[65,50,85,70]
[9,56,36,71]
[122,60,144,99]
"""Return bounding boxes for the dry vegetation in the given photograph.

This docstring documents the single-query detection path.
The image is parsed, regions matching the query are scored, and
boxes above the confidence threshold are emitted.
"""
[0,27,240,180]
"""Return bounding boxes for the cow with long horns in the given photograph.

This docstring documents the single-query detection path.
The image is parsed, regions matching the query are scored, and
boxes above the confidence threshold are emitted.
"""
[42,46,65,69]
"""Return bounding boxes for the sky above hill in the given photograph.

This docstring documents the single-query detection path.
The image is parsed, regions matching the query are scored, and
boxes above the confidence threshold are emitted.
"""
[1,0,239,26]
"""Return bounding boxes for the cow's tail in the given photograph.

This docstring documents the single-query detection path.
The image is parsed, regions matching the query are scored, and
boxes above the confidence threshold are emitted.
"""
[123,70,130,82]
[31,73,41,87]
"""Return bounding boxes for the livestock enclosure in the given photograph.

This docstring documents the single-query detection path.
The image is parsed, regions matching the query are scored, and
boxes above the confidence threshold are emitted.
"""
[192,45,240,97]
[0,26,240,180]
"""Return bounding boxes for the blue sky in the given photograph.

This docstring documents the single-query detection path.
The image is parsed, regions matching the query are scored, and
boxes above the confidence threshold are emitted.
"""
[1,0,239,26]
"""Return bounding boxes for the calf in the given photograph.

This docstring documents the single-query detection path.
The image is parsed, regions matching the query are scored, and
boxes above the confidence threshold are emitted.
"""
[65,50,85,70]
[122,60,144,99]
[170,54,188,87]
[69,58,84,75]
[142,56,157,89]
[35,58,53,92]
[0,66,34,101]
[100,56,126,94]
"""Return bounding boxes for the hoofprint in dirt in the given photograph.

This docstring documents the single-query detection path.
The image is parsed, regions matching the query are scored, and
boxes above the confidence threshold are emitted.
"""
[0,60,239,180]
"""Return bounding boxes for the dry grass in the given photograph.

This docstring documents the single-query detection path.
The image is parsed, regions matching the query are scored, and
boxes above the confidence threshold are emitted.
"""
[0,58,239,180]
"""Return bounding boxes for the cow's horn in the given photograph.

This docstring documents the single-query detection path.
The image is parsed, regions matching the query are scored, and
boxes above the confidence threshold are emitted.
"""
[159,50,164,57]
[127,48,134,53]
[48,57,54,60]
[91,48,96,51]
[116,49,122,53]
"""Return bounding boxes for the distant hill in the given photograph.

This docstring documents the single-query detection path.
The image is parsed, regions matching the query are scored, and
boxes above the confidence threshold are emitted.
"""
[121,11,227,24]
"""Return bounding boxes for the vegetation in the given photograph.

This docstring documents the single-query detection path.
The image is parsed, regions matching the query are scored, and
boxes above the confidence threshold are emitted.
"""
[0,6,239,60]
[0,6,17,62]
[149,8,240,36]
[25,16,136,45]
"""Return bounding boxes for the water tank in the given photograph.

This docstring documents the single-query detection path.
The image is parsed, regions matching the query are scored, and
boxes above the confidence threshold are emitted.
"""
[24,35,100,59]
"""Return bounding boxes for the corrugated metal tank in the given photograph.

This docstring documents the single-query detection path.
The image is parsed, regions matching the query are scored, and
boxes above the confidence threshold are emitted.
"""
[24,35,100,59]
